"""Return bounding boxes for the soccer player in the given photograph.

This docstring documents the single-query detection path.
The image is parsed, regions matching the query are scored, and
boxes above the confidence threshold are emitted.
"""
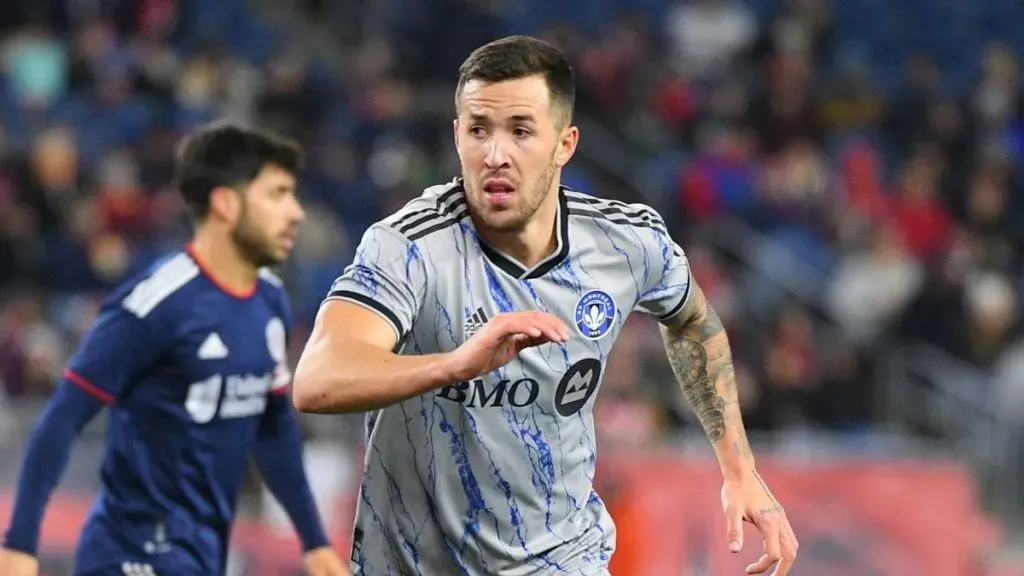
[0,124,348,576]
[293,35,798,576]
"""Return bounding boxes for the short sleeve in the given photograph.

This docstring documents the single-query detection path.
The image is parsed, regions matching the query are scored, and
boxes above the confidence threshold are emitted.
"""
[64,301,169,404]
[633,220,693,323]
[324,223,426,342]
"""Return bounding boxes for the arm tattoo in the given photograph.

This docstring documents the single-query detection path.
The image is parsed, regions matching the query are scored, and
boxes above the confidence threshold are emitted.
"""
[667,337,726,440]
[662,298,733,442]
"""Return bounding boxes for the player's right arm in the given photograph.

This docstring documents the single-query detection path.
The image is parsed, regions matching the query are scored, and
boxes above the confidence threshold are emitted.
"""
[1,288,171,567]
[0,379,103,575]
[292,224,567,414]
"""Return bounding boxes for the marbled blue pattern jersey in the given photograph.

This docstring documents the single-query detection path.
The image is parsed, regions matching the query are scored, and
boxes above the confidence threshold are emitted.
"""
[326,179,692,575]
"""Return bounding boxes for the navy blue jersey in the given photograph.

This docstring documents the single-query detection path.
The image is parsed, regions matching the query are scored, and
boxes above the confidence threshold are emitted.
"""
[70,248,295,572]
[4,246,327,575]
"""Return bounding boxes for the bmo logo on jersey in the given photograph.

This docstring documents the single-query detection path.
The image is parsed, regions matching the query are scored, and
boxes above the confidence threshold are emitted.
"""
[438,377,540,408]
[439,359,602,416]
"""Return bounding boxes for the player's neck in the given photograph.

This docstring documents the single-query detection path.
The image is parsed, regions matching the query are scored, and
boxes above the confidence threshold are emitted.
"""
[479,187,560,269]
[188,228,259,297]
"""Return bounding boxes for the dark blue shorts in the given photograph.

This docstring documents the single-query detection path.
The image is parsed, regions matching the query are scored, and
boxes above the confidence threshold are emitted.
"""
[73,510,227,576]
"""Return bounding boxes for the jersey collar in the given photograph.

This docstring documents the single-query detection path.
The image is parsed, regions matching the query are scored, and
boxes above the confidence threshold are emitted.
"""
[185,243,258,299]
[477,187,571,280]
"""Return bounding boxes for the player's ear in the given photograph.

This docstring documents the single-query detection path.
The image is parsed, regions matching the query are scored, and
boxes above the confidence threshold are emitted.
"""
[208,185,242,223]
[554,124,579,168]
[452,119,461,153]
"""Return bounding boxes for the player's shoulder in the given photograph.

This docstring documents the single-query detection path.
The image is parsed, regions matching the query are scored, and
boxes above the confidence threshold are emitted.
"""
[115,249,203,320]
[256,266,291,314]
[257,267,285,291]
[562,188,669,234]
[376,178,468,243]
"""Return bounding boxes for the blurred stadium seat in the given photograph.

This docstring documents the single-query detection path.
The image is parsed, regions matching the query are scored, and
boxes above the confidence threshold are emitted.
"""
[1,0,1023,573]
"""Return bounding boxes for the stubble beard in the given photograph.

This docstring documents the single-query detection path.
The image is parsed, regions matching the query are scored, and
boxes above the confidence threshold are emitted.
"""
[467,158,558,233]
[230,204,282,268]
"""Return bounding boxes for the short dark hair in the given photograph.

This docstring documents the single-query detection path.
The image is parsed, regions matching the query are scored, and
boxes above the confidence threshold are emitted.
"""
[174,122,304,219]
[456,35,575,126]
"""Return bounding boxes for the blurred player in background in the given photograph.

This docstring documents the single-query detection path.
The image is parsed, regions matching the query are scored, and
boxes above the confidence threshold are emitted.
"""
[0,123,347,576]
[293,36,797,576]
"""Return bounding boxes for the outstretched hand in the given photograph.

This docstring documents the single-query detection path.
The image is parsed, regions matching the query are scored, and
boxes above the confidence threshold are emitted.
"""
[449,311,569,381]
[721,471,798,575]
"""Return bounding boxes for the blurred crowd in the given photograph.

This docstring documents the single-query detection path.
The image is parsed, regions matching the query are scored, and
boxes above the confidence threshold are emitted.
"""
[2,0,1024,451]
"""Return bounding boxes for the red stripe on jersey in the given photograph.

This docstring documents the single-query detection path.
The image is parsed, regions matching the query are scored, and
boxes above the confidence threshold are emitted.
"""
[63,369,115,405]
[270,385,290,395]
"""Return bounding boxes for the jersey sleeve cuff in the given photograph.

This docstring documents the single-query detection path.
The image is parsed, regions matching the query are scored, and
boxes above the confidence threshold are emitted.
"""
[2,533,37,556]
[657,275,693,323]
[324,290,405,342]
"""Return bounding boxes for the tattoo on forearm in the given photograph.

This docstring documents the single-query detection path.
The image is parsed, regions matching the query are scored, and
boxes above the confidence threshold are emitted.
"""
[664,304,731,442]
[673,339,726,440]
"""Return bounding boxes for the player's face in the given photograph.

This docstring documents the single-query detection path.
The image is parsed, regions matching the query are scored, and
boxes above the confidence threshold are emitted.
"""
[454,75,578,232]
[232,164,305,267]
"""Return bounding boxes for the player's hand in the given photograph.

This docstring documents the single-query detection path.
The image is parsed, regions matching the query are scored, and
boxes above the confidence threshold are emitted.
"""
[0,547,38,576]
[302,546,349,576]
[721,471,798,575]
[449,311,570,381]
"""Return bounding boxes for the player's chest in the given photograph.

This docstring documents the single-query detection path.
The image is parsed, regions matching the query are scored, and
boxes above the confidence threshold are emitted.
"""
[163,305,288,423]
[425,262,628,417]
[439,257,633,350]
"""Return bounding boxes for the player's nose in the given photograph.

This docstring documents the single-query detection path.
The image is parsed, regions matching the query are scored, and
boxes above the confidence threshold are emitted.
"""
[288,195,306,222]
[483,137,511,170]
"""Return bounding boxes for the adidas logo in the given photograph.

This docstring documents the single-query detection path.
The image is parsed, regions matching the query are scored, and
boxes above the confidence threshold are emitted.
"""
[197,332,229,360]
[464,307,489,338]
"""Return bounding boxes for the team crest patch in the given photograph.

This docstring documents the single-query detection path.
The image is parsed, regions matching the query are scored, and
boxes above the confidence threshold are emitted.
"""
[266,318,290,388]
[574,290,616,340]
[266,318,286,363]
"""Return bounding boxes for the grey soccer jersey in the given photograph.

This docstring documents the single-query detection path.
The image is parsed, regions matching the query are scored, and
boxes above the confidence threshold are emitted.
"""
[327,179,692,576]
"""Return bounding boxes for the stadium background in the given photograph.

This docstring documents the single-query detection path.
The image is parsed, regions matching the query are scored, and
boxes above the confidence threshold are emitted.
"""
[0,0,1022,573]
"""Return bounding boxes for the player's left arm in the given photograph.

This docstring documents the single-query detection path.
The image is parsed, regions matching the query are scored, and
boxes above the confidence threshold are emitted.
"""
[633,210,797,575]
[253,396,329,550]
[251,290,337,564]
[253,399,347,574]
[660,286,794,573]
[658,284,750,473]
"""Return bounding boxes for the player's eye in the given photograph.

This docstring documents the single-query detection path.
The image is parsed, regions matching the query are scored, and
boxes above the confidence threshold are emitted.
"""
[469,126,487,138]
[512,127,532,138]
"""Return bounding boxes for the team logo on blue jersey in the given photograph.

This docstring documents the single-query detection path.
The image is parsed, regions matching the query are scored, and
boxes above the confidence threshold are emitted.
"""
[266,317,290,389]
[574,290,616,340]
